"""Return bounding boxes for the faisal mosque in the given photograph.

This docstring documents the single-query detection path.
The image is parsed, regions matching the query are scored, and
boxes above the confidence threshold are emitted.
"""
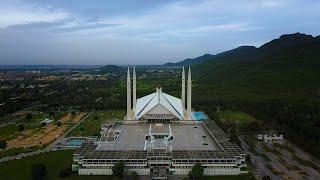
[72,67,247,179]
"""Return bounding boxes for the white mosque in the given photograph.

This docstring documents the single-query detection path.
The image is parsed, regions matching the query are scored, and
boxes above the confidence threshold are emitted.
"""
[125,67,194,122]
[72,67,246,178]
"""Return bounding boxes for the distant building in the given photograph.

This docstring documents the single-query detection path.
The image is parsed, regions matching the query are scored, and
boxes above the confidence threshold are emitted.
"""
[40,118,53,125]
[257,133,284,144]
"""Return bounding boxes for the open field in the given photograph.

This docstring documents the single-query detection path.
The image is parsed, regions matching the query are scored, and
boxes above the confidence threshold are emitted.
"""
[0,111,87,158]
[67,110,125,137]
[0,150,119,180]
[6,124,68,149]
[0,122,43,141]
[215,110,256,123]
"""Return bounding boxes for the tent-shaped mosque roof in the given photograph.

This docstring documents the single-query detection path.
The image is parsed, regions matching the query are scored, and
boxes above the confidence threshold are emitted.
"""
[135,88,184,120]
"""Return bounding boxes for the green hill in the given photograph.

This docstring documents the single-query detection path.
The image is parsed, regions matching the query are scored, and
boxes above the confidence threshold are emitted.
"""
[99,65,124,73]
[186,33,320,158]
[164,54,214,67]
[193,33,320,104]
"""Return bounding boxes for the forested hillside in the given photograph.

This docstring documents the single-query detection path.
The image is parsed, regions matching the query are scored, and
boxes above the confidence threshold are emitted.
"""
[189,33,320,158]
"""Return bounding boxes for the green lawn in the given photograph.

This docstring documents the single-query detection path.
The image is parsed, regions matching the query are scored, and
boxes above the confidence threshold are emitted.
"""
[216,110,256,123]
[0,147,40,158]
[67,110,125,137]
[0,123,41,141]
[0,150,120,180]
[204,174,255,180]
[19,113,47,123]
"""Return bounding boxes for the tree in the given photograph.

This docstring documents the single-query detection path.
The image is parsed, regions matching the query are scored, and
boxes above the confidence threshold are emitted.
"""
[56,121,62,127]
[188,163,204,179]
[112,161,125,177]
[18,124,25,131]
[93,115,99,120]
[0,140,7,149]
[31,163,47,180]
[26,113,33,121]
[129,171,138,180]
[71,111,76,116]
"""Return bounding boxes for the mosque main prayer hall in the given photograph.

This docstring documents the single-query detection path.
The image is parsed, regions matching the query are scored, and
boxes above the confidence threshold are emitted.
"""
[72,67,246,178]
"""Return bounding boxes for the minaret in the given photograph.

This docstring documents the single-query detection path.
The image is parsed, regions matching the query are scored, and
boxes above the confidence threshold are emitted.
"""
[126,67,131,120]
[187,67,192,119]
[181,67,185,113]
[132,66,137,114]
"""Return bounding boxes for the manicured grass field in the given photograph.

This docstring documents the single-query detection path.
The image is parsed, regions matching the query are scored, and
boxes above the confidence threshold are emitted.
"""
[0,146,40,158]
[0,150,120,180]
[216,110,256,123]
[0,150,73,180]
[67,110,125,137]
[204,175,255,180]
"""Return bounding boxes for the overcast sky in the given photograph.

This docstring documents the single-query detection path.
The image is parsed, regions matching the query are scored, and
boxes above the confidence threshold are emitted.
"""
[0,0,319,65]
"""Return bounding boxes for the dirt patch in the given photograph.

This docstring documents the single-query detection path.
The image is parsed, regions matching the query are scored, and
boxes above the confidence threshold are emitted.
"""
[4,112,86,150]
[60,113,72,123]
[7,124,68,149]
[72,112,86,123]
[20,129,35,136]
[59,112,86,123]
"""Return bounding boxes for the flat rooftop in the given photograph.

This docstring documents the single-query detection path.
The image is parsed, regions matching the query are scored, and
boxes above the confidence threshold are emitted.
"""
[170,124,217,150]
[96,123,218,151]
[75,121,244,160]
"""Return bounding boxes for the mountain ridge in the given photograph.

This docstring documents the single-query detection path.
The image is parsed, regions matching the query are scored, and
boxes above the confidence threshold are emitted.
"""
[165,32,320,67]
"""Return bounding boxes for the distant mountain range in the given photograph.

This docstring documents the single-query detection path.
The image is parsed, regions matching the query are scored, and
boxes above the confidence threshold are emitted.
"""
[164,33,320,67]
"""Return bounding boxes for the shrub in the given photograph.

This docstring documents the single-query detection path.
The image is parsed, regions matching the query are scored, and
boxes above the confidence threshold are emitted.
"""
[112,161,125,177]
[188,163,204,179]
[56,121,62,127]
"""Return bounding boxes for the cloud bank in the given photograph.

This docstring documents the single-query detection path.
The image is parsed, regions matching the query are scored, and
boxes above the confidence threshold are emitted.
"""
[0,0,319,65]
